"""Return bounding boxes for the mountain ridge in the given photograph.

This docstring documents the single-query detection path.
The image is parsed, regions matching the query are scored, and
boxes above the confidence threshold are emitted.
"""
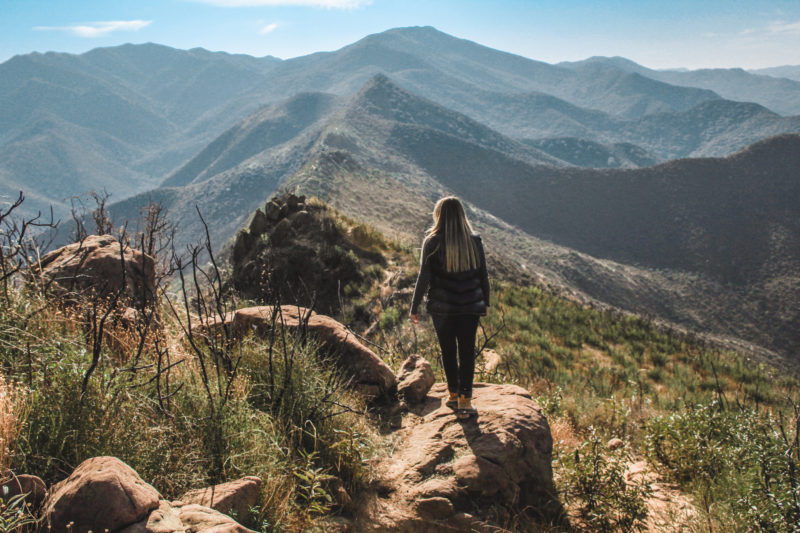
[4,26,800,218]
[104,74,800,365]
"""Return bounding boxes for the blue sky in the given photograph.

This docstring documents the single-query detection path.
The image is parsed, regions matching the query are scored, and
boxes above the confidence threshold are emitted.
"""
[2,0,799,69]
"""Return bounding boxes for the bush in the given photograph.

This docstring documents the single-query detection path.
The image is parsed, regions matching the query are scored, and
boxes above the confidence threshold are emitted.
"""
[559,429,650,532]
[644,402,800,531]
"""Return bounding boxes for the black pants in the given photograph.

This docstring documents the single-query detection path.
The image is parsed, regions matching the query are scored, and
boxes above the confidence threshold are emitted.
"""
[432,314,480,398]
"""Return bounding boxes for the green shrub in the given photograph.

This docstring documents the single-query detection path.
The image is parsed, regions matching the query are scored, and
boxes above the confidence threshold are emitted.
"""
[644,402,800,531]
[559,429,650,532]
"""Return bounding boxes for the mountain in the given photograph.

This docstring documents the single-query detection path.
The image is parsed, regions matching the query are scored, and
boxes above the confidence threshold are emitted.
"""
[218,26,719,126]
[562,56,800,116]
[0,45,279,217]
[521,138,659,168]
[751,65,800,83]
[5,26,800,219]
[108,75,566,250]
[106,75,800,365]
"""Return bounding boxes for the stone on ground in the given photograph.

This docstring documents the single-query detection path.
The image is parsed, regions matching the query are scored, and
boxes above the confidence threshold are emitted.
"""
[0,472,47,511]
[179,476,261,522]
[36,234,155,304]
[396,354,435,404]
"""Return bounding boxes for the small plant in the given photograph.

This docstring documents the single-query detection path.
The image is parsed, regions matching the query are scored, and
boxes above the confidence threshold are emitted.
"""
[559,429,650,532]
[0,493,36,532]
[293,449,334,517]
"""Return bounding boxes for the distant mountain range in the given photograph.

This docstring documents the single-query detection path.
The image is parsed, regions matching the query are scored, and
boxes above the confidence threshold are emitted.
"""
[750,65,800,83]
[4,26,800,218]
[4,26,800,365]
[107,74,800,364]
[561,56,800,116]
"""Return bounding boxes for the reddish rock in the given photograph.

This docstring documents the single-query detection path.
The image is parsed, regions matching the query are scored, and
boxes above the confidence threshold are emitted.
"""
[354,383,557,531]
[176,503,256,532]
[117,500,185,533]
[36,234,155,304]
[607,437,624,450]
[396,354,435,404]
[41,456,160,533]
[414,496,454,519]
[0,472,47,510]
[478,348,502,373]
[179,476,261,522]
[199,305,396,399]
[119,500,257,533]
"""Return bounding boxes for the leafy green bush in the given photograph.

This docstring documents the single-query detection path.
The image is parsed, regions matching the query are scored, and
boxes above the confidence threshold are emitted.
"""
[559,429,650,532]
[645,402,800,531]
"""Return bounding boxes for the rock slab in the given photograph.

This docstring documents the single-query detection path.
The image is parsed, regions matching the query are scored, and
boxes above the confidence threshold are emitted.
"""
[41,456,160,533]
[179,476,261,522]
[118,500,256,533]
[355,383,557,532]
[200,305,396,399]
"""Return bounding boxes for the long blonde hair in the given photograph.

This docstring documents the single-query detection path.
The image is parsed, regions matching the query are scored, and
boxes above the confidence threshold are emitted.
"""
[423,196,479,272]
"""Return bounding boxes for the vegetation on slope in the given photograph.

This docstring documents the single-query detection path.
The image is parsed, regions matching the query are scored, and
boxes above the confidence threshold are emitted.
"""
[0,195,798,531]
[378,279,800,531]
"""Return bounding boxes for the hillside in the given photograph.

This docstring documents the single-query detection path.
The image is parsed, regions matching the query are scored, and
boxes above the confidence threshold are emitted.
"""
[7,26,800,219]
[563,56,800,116]
[3,193,798,530]
[752,64,800,82]
[104,73,800,367]
[0,44,279,216]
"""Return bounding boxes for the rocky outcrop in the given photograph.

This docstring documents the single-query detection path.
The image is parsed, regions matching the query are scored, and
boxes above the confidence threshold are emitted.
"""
[355,383,558,531]
[40,457,257,533]
[36,234,155,305]
[178,476,262,523]
[230,193,386,316]
[396,355,435,404]
[41,456,161,533]
[199,305,396,399]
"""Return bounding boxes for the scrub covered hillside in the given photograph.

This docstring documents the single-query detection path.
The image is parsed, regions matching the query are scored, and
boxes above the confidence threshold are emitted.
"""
[0,194,797,531]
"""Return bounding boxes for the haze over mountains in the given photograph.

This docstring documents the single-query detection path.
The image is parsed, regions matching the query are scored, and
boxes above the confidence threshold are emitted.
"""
[3,26,800,365]
[3,26,800,218]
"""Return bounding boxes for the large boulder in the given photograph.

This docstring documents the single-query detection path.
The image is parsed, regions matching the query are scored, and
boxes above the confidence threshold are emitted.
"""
[178,476,261,523]
[354,383,558,531]
[199,305,396,399]
[36,234,155,304]
[41,456,160,533]
[396,354,435,404]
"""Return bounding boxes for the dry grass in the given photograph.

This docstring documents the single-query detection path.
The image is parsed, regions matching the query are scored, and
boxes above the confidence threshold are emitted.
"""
[0,374,28,471]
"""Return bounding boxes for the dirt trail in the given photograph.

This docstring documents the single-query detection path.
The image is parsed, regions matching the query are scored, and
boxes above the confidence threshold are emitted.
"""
[626,460,697,531]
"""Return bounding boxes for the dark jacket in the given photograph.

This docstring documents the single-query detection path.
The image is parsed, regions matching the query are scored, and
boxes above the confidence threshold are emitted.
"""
[409,234,490,316]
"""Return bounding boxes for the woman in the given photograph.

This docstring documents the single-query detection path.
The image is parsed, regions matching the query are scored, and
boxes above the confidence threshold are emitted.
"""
[409,196,490,419]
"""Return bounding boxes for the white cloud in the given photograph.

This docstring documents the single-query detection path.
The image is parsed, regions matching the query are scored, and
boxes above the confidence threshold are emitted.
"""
[260,22,279,34]
[190,0,370,8]
[34,20,152,38]
[768,20,800,34]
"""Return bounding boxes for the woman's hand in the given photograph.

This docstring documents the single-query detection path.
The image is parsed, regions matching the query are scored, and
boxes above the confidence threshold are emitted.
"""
[409,314,419,324]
